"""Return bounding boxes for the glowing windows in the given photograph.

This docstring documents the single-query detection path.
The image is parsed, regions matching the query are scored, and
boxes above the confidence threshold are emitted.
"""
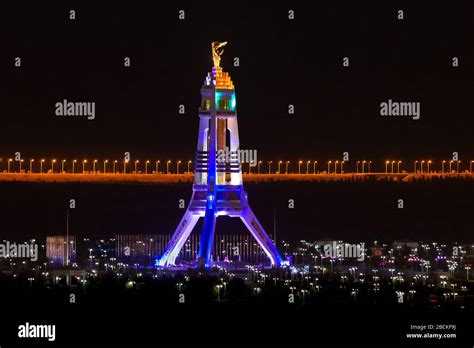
[203,99,211,110]
[217,99,230,111]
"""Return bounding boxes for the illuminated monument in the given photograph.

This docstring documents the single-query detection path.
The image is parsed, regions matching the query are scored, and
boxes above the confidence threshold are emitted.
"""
[158,42,284,269]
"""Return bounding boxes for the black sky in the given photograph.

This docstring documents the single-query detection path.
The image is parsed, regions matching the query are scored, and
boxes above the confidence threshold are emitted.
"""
[1,1,473,166]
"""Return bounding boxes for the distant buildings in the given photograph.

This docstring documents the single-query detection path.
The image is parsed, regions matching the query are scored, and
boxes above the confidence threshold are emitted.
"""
[115,233,269,265]
[47,233,270,267]
[115,234,169,265]
[46,235,76,266]
[392,240,419,250]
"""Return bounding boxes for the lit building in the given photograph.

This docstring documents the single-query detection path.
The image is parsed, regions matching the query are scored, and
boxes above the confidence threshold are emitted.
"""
[116,234,269,265]
[115,234,169,266]
[46,235,76,266]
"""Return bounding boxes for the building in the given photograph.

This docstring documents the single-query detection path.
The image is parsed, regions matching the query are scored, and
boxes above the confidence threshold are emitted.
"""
[392,240,419,250]
[115,233,269,265]
[46,235,77,267]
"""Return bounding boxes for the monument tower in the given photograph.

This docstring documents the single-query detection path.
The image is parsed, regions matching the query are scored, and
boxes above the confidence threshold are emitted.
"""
[158,42,284,269]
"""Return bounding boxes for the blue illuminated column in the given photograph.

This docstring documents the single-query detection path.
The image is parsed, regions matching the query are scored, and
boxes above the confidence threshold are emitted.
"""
[198,88,218,268]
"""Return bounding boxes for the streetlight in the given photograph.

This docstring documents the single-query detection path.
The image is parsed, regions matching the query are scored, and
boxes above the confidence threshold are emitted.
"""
[61,159,66,173]
[29,159,34,173]
[368,161,372,173]
[334,160,339,174]
[40,159,45,173]
[397,161,401,173]
[286,161,290,174]
[414,160,418,173]
[449,160,453,173]
[123,159,129,174]
[134,160,139,174]
[456,160,461,173]
[306,160,310,174]
[187,160,192,174]
[113,160,117,173]
[166,160,171,174]
[72,160,77,174]
[327,161,332,174]
[257,161,262,174]
[93,159,98,173]
[82,160,87,173]
[356,161,360,174]
[103,160,108,174]
[145,160,150,174]
[341,160,345,173]
[391,160,395,173]
[313,160,317,174]
[362,160,367,174]
[268,161,272,174]
[427,160,432,173]
[155,160,161,174]
[17,159,24,172]
[216,284,222,302]
[51,159,56,173]
[177,160,181,174]
[298,160,303,174]
[385,160,389,174]
[442,160,446,173]
[277,160,282,174]
[7,158,13,173]
[421,160,426,174]
[470,160,474,173]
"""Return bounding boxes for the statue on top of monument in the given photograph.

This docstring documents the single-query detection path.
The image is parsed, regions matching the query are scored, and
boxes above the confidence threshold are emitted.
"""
[211,41,228,68]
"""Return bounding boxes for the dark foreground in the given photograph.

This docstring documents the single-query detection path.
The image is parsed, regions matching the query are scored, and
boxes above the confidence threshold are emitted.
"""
[0,273,472,346]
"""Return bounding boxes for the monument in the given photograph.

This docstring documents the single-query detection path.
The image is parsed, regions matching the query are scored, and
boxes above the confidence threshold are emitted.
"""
[158,42,284,269]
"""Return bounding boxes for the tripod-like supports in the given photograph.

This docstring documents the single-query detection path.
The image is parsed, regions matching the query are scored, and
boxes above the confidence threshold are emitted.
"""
[156,209,200,267]
[157,195,284,268]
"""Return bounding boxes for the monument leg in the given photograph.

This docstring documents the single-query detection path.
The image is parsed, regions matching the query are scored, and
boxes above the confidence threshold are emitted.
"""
[157,209,200,267]
[240,205,283,267]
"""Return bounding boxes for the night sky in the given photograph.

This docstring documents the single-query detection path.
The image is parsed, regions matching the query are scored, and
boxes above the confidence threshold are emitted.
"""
[1,1,473,165]
[1,4,474,345]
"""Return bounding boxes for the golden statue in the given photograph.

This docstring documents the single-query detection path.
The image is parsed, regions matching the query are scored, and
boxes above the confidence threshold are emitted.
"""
[212,41,227,68]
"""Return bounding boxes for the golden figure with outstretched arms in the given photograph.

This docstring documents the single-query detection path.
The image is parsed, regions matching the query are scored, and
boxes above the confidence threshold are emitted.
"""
[212,41,227,67]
